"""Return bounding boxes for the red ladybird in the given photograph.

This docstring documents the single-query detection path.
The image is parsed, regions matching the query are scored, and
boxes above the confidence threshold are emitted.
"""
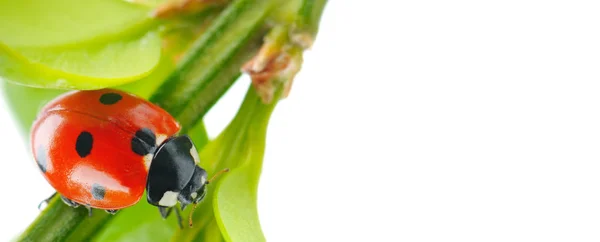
[31,88,224,225]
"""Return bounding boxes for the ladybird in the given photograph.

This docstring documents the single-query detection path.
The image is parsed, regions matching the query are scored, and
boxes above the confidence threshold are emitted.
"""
[31,88,225,226]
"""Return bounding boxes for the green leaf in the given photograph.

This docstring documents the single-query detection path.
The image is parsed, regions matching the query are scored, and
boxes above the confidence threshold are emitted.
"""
[213,86,278,242]
[17,32,160,80]
[0,0,155,48]
[0,0,162,89]
[0,31,161,89]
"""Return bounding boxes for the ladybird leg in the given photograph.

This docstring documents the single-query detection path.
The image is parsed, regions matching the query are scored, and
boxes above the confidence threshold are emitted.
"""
[158,206,184,229]
[174,206,183,230]
[38,192,57,210]
[158,206,172,219]
[105,209,119,215]
[60,195,80,208]
[84,205,93,217]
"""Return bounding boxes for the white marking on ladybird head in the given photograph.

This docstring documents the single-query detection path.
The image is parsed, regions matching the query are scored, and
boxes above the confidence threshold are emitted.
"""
[143,154,153,170]
[200,176,206,185]
[190,146,200,164]
[191,192,198,199]
[156,134,168,146]
[158,191,179,207]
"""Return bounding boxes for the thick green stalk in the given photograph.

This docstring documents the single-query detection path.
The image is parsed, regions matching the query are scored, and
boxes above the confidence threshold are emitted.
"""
[176,30,265,134]
[62,210,114,241]
[297,0,327,36]
[150,0,278,121]
[17,197,88,242]
[292,0,328,48]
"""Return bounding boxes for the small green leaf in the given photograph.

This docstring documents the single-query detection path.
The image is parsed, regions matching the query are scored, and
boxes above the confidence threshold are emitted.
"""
[0,0,155,48]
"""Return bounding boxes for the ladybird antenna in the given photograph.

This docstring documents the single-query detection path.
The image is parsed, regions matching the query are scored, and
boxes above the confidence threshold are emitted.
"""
[206,168,230,185]
[189,203,198,227]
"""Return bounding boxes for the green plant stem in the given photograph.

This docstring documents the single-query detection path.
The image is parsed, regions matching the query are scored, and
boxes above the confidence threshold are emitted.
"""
[16,1,278,241]
[176,30,265,134]
[297,0,327,36]
[150,0,278,121]
[62,210,114,241]
[17,197,88,242]
[291,0,327,48]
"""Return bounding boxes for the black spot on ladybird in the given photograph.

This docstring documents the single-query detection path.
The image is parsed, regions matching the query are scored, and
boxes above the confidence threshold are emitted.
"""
[99,93,122,105]
[131,128,157,156]
[92,183,106,200]
[35,146,47,173]
[76,131,93,158]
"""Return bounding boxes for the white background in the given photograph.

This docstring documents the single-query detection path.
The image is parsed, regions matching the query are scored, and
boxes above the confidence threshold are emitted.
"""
[2,0,600,241]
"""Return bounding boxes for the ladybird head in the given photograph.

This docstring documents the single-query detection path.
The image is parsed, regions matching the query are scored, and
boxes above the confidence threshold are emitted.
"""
[145,135,208,210]
[145,135,229,228]
[177,166,209,209]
